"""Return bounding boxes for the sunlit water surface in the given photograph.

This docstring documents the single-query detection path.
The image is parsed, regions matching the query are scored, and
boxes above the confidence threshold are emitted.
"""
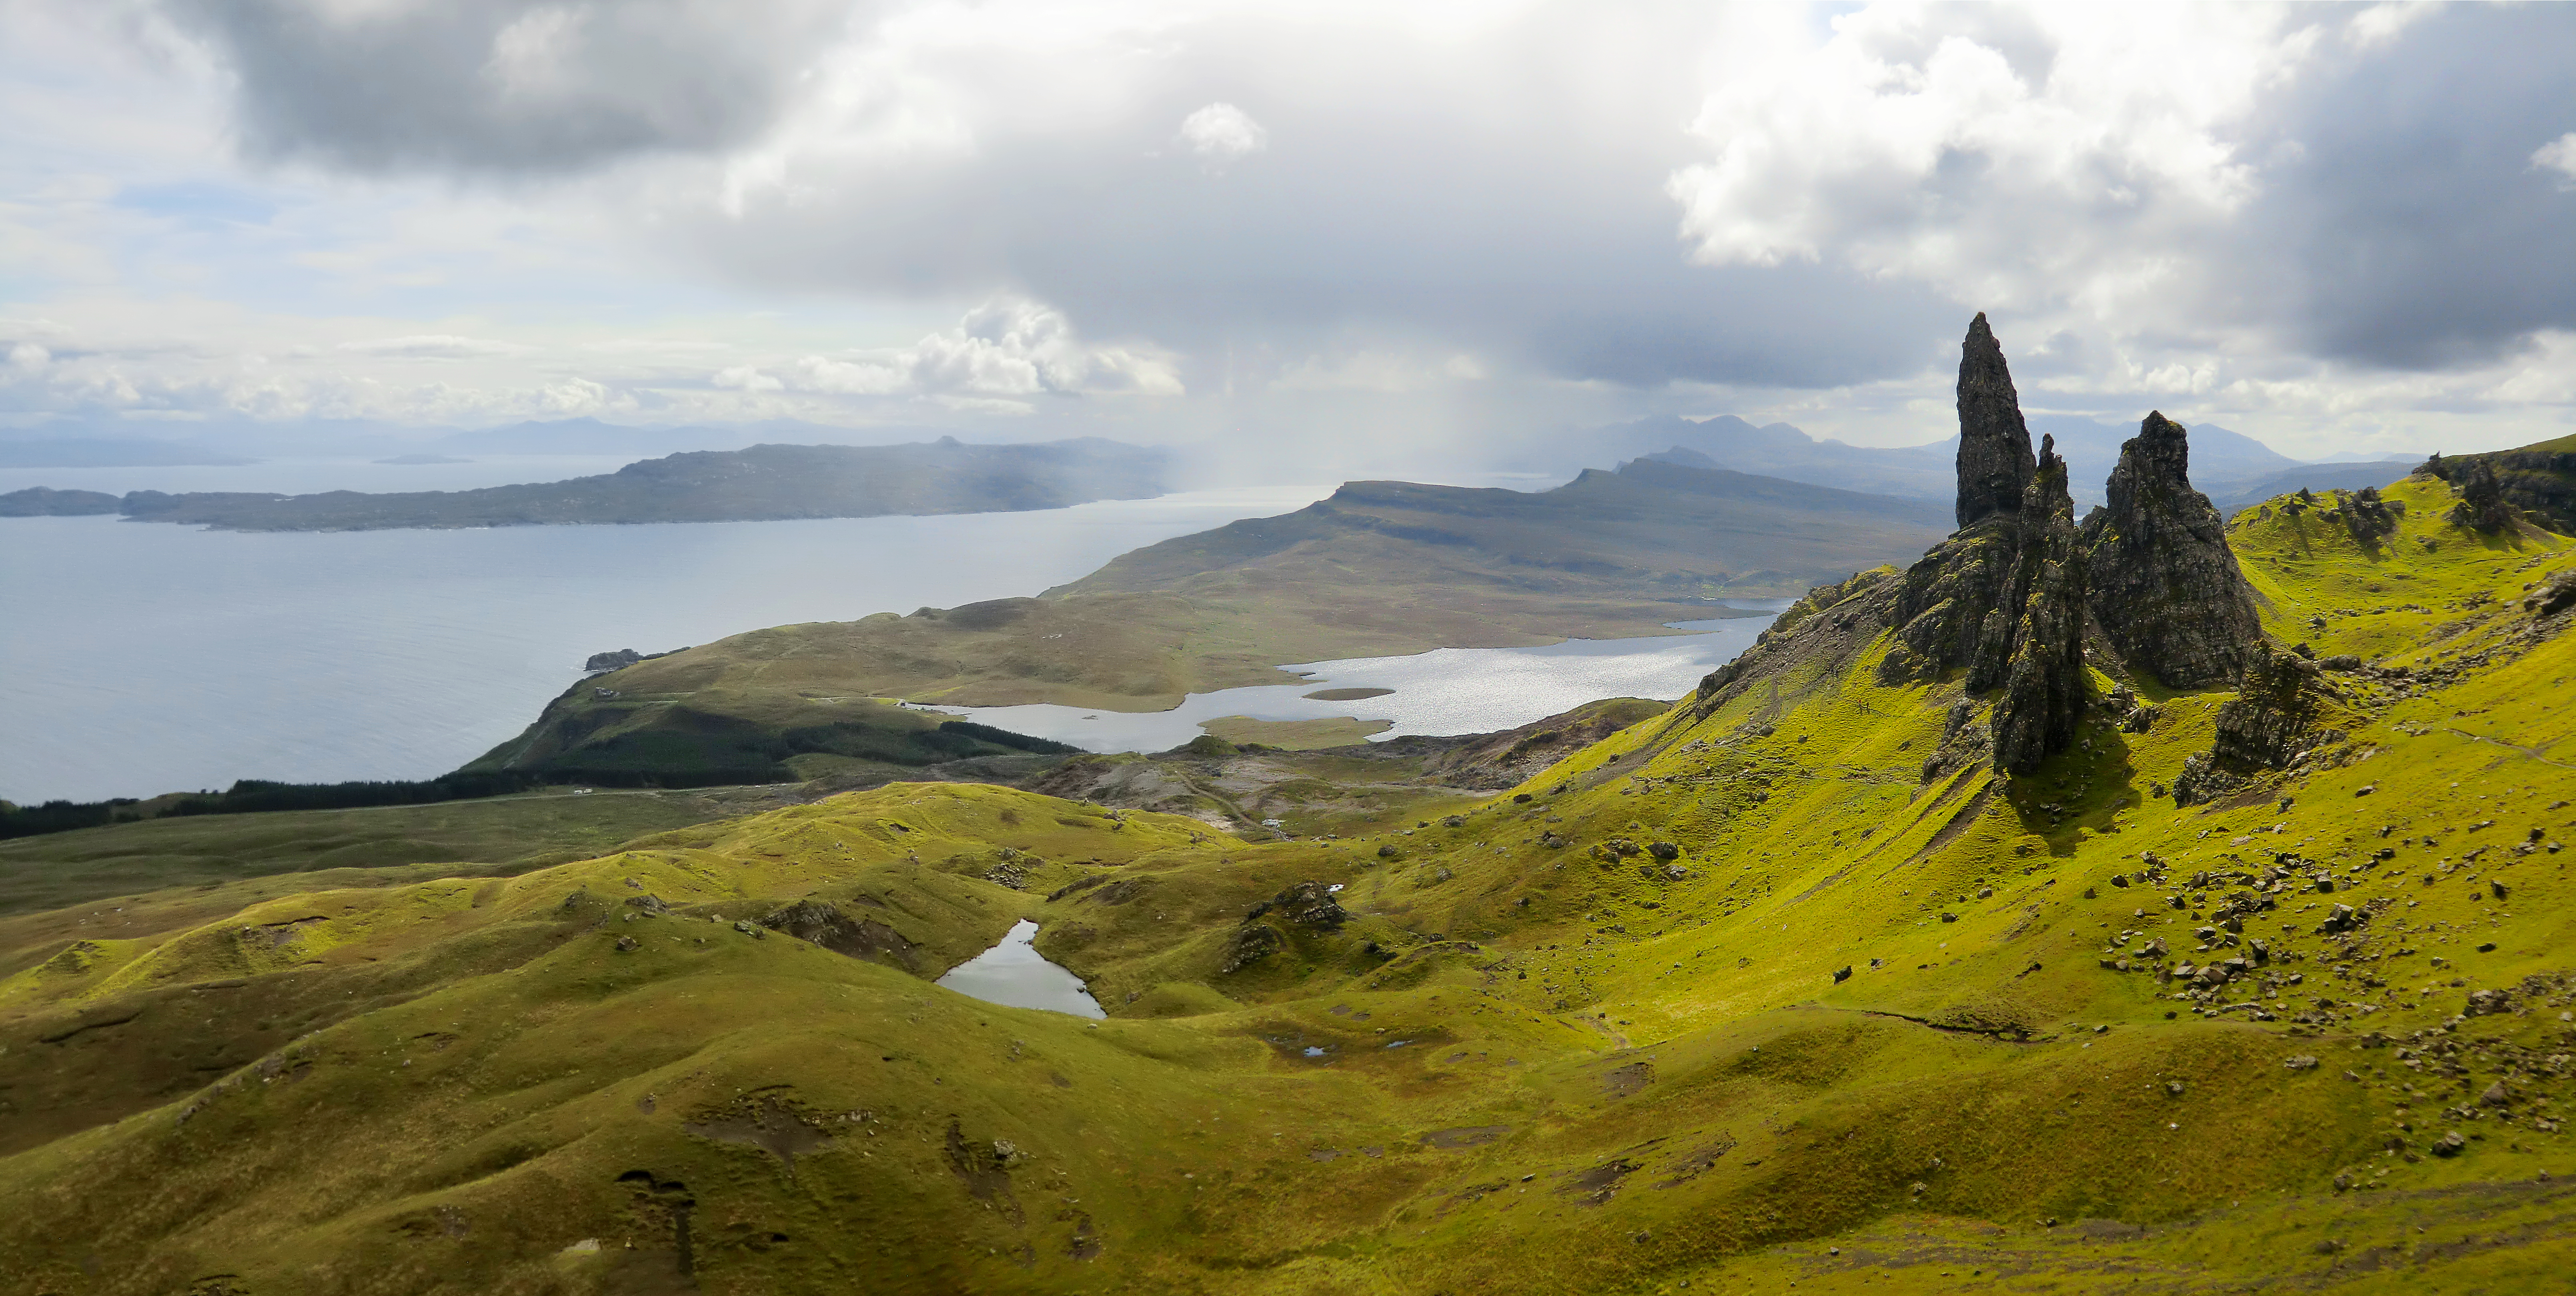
[931,609,1785,753]
[3,458,1787,804]
[934,920,1107,1018]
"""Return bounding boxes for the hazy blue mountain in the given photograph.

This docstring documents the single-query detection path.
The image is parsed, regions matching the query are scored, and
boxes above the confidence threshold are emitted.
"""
[1615,411,2330,510]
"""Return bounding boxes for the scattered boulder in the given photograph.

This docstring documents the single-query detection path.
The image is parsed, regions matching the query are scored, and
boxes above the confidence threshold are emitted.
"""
[2433,1130,2468,1157]
[1648,842,1681,861]
[2526,570,2576,618]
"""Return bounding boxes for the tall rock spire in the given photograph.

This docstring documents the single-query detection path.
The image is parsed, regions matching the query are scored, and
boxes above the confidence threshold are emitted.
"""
[1955,312,2037,528]
[1991,436,2090,774]
[1882,318,2093,776]
[2079,412,2265,689]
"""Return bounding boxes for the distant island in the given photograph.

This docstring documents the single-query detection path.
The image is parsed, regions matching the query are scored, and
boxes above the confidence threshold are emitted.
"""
[373,453,472,465]
[0,437,1168,531]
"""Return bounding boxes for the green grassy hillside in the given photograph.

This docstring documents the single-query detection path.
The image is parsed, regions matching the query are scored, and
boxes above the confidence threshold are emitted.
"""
[2,472,2571,1294]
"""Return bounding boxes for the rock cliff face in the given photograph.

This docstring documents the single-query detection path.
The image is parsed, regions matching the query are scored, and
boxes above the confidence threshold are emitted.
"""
[2079,412,2266,689]
[1990,439,2090,774]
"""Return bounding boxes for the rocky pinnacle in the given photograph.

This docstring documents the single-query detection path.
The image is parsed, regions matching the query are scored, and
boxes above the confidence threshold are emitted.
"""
[2079,412,2266,689]
[1955,313,2038,529]
[1991,436,2091,774]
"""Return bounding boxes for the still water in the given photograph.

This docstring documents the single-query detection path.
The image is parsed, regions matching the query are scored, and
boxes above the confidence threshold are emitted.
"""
[934,920,1107,1017]
[2,460,1786,804]
[0,482,1341,803]
[931,611,1784,752]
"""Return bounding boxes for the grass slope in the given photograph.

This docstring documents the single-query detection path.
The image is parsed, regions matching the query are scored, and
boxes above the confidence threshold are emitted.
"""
[2,474,2572,1294]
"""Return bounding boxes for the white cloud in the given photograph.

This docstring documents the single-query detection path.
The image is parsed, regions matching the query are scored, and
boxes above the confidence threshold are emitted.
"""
[735,299,1182,407]
[4,0,2574,464]
[1178,102,1266,169]
[2533,132,2576,191]
[1668,5,2289,312]
[710,364,783,392]
[483,6,589,101]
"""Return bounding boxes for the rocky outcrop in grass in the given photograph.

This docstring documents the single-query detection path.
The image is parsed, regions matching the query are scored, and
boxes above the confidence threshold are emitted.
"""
[2080,412,2266,689]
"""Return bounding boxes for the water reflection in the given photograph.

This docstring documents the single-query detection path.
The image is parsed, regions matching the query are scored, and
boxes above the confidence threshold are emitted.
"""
[934,920,1108,1018]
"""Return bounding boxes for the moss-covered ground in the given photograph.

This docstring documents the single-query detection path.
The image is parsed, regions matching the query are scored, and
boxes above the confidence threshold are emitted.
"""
[2,472,2572,1294]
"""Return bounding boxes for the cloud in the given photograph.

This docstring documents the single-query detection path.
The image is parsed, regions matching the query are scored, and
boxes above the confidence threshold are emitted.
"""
[164,0,855,172]
[1668,5,2292,328]
[1178,102,1266,169]
[721,298,1183,409]
[11,1,2576,463]
[2533,132,2576,191]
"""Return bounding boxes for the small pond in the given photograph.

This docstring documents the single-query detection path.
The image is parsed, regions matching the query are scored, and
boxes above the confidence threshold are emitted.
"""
[935,920,1108,1018]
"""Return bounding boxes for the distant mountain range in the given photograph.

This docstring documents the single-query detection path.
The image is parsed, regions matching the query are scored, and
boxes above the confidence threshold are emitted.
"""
[1607,412,2414,512]
[0,438,1169,531]
[0,416,969,467]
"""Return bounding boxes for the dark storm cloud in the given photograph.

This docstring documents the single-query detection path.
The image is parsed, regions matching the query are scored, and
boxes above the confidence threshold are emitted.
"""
[2244,5,2576,370]
[170,0,850,172]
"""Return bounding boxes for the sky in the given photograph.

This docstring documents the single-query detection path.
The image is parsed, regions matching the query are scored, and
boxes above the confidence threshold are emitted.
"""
[2,0,2572,472]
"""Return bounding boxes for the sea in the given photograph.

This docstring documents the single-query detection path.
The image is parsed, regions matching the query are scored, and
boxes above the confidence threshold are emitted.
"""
[1,458,1773,804]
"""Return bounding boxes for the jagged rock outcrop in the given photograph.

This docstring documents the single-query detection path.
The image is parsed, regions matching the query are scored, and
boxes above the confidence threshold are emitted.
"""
[2442,456,2517,532]
[1955,312,2038,528]
[1874,319,2093,774]
[757,899,921,970]
[1990,440,2090,774]
[2079,412,2266,689]
[2422,439,2576,534]
[2171,651,2345,806]
[1222,881,1349,974]
[1244,881,1350,931]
